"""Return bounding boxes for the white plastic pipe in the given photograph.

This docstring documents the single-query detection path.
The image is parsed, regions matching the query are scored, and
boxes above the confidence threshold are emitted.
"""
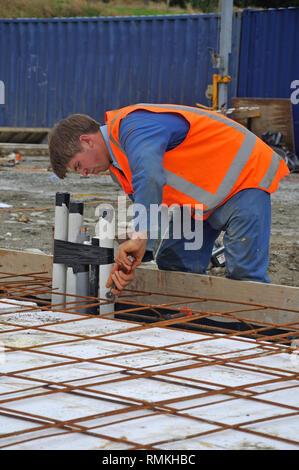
[66,202,84,306]
[51,192,70,306]
[97,207,115,316]
[89,236,100,315]
[76,227,90,314]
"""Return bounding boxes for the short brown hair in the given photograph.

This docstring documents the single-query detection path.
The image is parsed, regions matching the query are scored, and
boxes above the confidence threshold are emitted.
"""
[48,114,100,178]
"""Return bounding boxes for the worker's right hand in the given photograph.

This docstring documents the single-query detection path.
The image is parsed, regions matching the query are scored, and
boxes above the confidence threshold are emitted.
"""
[106,231,147,295]
[106,263,135,296]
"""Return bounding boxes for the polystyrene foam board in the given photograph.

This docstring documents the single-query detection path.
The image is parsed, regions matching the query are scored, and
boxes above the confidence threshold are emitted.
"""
[1,391,127,422]
[0,300,298,450]
[19,361,123,383]
[159,430,297,451]
[38,317,141,336]
[1,350,73,374]
[90,413,220,446]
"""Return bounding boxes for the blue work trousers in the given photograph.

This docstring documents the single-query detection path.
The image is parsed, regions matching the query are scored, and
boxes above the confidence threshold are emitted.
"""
[155,189,271,283]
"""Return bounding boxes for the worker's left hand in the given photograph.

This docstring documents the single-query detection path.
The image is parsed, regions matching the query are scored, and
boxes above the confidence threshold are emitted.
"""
[114,231,148,272]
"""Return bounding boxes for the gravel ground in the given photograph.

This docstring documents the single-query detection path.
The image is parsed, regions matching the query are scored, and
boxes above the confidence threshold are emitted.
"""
[0,155,298,287]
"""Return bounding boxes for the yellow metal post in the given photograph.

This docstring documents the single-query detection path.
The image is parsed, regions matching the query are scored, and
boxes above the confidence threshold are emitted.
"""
[212,74,232,110]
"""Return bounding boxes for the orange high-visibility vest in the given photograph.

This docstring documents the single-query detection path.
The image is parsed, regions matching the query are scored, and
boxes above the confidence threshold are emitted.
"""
[105,104,289,218]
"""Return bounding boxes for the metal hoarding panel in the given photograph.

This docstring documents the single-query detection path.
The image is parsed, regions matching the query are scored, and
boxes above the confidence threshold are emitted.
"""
[237,8,299,154]
[0,15,229,128]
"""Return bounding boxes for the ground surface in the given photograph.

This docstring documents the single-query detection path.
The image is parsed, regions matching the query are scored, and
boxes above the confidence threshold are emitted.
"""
[0,155,298,287]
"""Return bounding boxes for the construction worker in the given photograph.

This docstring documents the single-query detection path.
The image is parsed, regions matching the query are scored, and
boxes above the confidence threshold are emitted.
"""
[49,103,289,295]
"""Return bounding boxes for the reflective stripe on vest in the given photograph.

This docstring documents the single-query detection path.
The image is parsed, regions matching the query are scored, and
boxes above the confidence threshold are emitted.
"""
[258,150,281,189]
[108,103,284,215]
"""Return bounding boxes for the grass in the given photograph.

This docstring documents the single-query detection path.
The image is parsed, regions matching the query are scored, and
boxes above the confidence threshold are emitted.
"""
[0,0,200,19]
[113,6,184,16]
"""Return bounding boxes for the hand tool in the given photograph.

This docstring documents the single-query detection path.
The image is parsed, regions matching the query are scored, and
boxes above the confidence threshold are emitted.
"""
[106,256,134,300]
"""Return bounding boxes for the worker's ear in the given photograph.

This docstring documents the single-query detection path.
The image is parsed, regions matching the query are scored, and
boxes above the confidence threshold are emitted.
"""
[79,134,94,148]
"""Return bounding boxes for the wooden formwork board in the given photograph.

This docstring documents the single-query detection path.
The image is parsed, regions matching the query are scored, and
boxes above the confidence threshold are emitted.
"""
[0,249,298,327]
[0,127,50,144]
[0,249,52,280]
[131,266,299,326]
[232,97,295,152]
[0,143,49,156]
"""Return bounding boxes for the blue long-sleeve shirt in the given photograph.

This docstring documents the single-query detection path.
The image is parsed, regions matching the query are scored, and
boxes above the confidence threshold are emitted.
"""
[101,110,190,251]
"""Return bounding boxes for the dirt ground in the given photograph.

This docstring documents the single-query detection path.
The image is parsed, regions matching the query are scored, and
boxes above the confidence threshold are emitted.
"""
[0,154,298,287]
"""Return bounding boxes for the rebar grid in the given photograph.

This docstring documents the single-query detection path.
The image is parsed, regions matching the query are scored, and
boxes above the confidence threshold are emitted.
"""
[0,271,298,450]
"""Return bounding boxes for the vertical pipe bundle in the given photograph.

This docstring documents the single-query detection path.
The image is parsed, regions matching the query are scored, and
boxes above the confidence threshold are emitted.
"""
[51,192,70,306]
[52,194,116,315]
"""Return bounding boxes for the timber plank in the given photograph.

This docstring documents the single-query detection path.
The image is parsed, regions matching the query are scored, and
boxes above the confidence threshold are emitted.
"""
[131,266,299,326]
[0,248,52,278]
[0,249,298,326]
[232,97,295,152]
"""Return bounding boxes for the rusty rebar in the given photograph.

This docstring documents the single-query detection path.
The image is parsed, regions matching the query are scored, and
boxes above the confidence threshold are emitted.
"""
[0,271,298,450]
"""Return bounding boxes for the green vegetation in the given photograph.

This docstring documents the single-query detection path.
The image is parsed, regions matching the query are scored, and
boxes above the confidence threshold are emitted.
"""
[0,0,195,19]
[0,0,298,19]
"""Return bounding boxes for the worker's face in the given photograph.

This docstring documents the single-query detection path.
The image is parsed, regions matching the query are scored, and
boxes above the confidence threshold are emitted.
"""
[68,132,111,177]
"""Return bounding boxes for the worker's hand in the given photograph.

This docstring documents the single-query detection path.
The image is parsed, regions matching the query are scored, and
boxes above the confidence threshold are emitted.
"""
[114,231,148,272]
[106,263,135,296]
[106,232,147,295]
